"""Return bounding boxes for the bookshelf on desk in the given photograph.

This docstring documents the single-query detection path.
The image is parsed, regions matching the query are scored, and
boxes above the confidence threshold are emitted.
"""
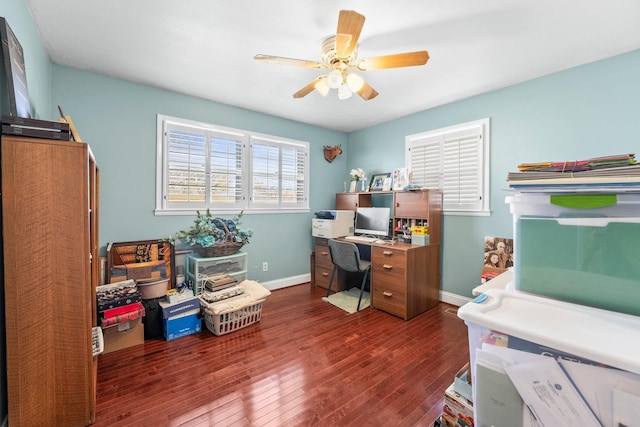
[317,189,442,320]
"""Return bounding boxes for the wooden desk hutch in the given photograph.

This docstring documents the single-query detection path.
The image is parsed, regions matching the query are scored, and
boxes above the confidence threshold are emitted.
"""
[315,189,442,320]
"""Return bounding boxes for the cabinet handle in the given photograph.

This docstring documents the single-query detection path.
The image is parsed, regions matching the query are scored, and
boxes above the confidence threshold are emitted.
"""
[321,272,329,277]
[383,264,393,270]
[383,291,393,297]
[396,202,400,207]
[321,251,329,256]
[383,251,393,256]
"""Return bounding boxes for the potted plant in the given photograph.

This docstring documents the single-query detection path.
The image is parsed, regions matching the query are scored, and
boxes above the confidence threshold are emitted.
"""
[174,209,253,257]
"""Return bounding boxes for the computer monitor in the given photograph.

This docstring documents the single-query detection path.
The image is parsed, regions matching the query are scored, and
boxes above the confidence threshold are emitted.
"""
[354,207,391,238]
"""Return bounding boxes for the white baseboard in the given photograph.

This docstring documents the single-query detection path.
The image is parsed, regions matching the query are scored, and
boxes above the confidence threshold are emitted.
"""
[260,273,311,291]
[439,290,473,308]
[258,274,473,310]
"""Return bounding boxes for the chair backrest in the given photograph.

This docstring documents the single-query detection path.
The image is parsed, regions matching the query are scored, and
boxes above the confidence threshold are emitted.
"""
[328,239,367,273]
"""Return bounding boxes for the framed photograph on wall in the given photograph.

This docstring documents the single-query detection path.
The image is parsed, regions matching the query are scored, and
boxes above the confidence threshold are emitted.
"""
[0,17,30,118]
[369,172,391,191]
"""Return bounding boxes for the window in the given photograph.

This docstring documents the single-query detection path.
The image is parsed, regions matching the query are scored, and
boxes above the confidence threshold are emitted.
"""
[405,118,490,215]
[156,115,309,215]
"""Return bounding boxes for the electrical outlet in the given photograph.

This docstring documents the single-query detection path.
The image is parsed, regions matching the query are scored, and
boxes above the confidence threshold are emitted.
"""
[262,262,268,272]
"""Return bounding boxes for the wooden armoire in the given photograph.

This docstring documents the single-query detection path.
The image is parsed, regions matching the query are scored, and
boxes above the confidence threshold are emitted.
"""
[1,135,99,425]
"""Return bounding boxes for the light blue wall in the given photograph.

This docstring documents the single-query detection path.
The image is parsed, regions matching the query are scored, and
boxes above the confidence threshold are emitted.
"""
[3,0,640,297]
[1,0,51,119]
[50,66,347,282]
[348,49,640,298]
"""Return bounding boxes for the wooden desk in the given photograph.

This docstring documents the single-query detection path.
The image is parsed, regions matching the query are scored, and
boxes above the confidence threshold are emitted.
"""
[337,239,441,320]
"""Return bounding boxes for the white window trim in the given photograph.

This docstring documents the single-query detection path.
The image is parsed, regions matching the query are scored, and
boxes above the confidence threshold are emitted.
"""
[405,118,491,216]
[155,114,310,216]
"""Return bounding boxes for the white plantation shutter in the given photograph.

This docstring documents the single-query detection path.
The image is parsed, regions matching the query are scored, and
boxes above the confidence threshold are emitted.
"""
[250,136,308,209]
[406,118,490,214]
[166,125,207,206]
[209,134,244,207]
[157,115,309,214]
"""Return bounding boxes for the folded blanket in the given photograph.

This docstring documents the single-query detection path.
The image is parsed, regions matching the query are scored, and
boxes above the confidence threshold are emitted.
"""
[240,280,271,301]
[205,280,270,315]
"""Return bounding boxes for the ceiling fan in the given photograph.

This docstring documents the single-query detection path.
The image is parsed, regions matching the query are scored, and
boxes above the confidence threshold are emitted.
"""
[254,10,429,101]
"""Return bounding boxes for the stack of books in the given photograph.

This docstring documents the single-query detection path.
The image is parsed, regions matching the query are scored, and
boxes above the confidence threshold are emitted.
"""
[200,274,242,303]
[507,154,640,191]
[2,115,71,141]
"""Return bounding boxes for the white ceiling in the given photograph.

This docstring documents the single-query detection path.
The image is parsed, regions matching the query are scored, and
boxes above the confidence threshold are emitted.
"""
[25,0,640,133]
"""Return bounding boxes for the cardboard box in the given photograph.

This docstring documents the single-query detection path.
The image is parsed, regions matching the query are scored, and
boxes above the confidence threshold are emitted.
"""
[166,288,195,303]
[163,313,202,341]
[158,296,200,319]
[102,318,144,354]
[454,363,472,402]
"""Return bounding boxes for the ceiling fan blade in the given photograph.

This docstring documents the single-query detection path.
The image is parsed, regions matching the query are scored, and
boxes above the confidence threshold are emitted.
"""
[293,76,326,98]
[357,51,430,71]
[335,10,365,57]
[357,81,378,101]
[254,54,324,69]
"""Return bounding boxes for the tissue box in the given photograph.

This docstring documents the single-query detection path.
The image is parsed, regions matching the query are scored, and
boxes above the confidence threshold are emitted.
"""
[411,234,429,246]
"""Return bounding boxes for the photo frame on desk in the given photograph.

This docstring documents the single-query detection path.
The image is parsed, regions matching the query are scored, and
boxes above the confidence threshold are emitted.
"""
[369,172,391,191]
[0,17,30,118]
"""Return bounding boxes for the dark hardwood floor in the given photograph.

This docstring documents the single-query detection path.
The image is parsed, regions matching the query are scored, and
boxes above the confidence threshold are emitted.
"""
[94,283,470,427]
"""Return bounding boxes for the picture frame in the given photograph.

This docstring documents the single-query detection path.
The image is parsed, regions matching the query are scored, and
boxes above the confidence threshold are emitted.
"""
[369,172,391,191]
[392,168,411,191]
[0,17,30,118]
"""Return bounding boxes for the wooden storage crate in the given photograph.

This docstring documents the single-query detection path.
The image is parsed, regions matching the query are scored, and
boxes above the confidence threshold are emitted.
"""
[106,239,175,287]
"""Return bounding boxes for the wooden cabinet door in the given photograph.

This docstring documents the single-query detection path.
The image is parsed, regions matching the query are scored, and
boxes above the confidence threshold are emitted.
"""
[336,193,372,211]
[394,191,428,218]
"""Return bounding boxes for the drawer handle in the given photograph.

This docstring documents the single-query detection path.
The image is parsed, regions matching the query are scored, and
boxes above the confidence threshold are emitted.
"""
[382,251,393,256]
[321,272,329,277]
[321,251,329,256]
[383,264,393,270]
[383,291,393,297]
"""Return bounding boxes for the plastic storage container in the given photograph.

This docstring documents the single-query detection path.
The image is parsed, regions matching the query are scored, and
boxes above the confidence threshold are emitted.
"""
[506,192,640,220]
[186,252,248,295]
[506,193,640,315]
[458,289,640,426]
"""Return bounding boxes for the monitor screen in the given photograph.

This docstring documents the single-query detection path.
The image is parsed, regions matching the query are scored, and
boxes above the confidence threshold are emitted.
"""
[354,207,391,237]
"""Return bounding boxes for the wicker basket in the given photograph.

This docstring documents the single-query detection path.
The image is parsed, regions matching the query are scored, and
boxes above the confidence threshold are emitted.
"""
[194,218,244,257]
[194,242,243,258]
[203,299,265,336]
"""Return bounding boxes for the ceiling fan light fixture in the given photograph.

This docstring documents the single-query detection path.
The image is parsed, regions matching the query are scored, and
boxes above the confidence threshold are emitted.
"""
[337,84,352,100]
[327,69,343,89]
[346,73,364,92]
[314,78,330,96]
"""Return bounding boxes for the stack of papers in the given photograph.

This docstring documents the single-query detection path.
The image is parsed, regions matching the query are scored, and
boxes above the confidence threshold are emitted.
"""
[507,154,640,190]
[475,344,640,427]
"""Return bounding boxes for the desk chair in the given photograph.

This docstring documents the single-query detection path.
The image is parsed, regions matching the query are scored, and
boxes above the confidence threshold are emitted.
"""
[327,239,371,312]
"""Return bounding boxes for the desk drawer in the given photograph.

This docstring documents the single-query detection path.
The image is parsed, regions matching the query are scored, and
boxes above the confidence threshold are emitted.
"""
[372,246,407,266]
[315,265,333,290]
[372,281,406,318]
[314,244,333,269]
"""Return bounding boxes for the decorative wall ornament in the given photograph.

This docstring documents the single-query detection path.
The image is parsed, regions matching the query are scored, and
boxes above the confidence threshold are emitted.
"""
[323,144,343,163]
